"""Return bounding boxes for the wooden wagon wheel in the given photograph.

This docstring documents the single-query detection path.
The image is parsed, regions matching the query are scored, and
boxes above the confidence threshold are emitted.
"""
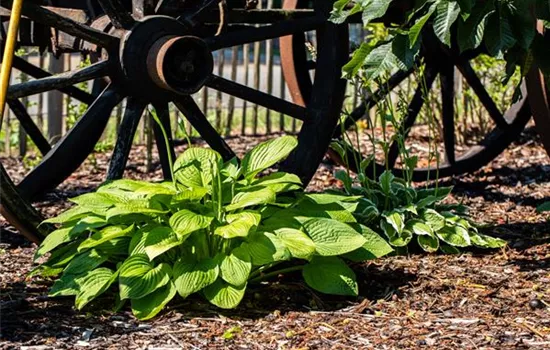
[526,21,550,157]
[0,0,348,241]
[281,0,534,181]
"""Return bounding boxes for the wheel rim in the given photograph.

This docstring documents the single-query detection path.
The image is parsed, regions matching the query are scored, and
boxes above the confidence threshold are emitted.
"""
[280,0,533,181]
[1,0,349,203]
[526,21,550,159]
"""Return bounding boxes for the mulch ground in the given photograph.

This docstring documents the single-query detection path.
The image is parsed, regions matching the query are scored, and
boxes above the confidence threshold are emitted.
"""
[1,129,550,349]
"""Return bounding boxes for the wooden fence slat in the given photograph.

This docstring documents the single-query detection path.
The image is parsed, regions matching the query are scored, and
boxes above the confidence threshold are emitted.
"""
[226,46,239,136]
[215,50,225,132]
[241,43,250,135]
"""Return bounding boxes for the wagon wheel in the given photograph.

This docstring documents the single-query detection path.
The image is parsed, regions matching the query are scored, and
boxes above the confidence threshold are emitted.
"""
[0,0,348,241]
[281,0,533,181]
[526,21,550,158]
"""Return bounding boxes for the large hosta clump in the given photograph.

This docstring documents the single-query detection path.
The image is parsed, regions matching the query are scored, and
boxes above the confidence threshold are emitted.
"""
[33,136,392,320]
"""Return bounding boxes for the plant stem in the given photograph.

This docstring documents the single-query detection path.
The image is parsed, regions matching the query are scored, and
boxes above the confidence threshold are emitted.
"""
[248,265,304,284]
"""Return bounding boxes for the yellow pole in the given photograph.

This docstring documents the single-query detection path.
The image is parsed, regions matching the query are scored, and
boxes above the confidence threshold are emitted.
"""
[0,0,25,126]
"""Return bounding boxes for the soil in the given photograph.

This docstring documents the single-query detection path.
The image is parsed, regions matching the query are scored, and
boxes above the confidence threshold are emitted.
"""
[1,129,550,349]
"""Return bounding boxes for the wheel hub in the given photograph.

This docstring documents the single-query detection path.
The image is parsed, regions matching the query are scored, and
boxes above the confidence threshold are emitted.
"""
[120,16,213,97]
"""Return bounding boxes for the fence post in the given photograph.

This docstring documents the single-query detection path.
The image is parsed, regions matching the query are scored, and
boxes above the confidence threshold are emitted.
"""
[265,0,274,135]
[47,53,64,143]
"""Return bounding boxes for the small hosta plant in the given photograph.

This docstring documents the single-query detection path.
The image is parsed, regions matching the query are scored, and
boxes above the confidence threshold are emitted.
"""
[331,148,506,253]
[33,136,392,320]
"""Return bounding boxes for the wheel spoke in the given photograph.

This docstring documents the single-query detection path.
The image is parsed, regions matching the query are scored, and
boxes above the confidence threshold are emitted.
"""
[151,103,176,180]
[97,0,135,29]
[440,62,456,165]
[386,67,438,168]
[3,0,118,48]
[206,74,307,120]
[334,68,413,138]
[107,97,147,180]
[7,99,51,156]
[206,16,324,51]
[8,60,110,99]
[17,85,124,199]
[457,60,509,129]
[12,56,95,104]
[173,96,236,161]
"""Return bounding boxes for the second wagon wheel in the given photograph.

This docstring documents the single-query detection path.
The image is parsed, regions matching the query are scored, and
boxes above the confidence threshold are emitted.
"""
[281,0,533,181]
[0,0,349,205]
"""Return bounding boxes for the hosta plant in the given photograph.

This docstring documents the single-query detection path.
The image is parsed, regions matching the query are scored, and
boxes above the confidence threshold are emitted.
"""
[331,149,506,253]
[32,136,392,320]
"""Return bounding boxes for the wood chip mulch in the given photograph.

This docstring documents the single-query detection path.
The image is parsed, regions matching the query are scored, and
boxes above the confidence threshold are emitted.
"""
[1,129,550,349]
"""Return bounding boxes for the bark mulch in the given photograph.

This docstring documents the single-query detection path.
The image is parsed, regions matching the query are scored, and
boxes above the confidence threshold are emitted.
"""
[1,130,550,349]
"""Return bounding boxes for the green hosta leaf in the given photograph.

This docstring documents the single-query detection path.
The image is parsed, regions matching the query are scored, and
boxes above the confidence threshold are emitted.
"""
[440,244,460,254]
[433,0,461,46]
[118,254,171,300]
[49,249,108,297]
[294,201,357,224]
[537,201,550,213]
[343,224,393,262]
[43,206,93,224]
[173,257,219,298]
[74,268,115,309]
[128,225,157,255]
[64,249,108,276]
[98,179,146,193]
[172,187,209,202]
[381,221,412,247]
[436,225,471,247]
[40,240,81,269]
[131,282,176,320]
[241,136,298,179]
[242,232,290,266]
[170,209,214,237]
[70,192,118,209]
[417,235,440,253]
[470,233,506,248]
[226,187,276,211]
[383,211,405,234]
[35,227,75,260]
[421,209,446,231]
[135,182,176,196]
[275,228,316,260]
[78,225,134,252]
[49,273,79,296]
[302,256,358,296]
[174,147,222,188]
[303,193,361,205]
[203,278,247,309]
[214,211,261,239]
[96,237,130,259]
[222,157,240,180]
[406,219,433,236]
[379,171,394,195]
[249,172,303,193]
[302,218,366,256]
[220,247,252,287]
[144,227,184,260]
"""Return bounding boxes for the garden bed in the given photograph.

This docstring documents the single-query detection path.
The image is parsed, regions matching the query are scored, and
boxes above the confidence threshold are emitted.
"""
[1,129,550,349]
